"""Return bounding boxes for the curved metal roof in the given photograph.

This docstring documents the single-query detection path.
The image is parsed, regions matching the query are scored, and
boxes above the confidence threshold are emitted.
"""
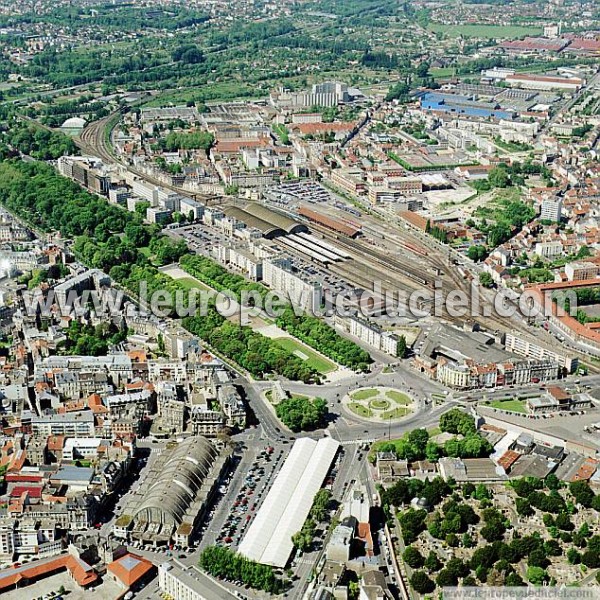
[132,436,217,529]
[223,206,281,236]
[223,204,307,238]
[247,203,306,234]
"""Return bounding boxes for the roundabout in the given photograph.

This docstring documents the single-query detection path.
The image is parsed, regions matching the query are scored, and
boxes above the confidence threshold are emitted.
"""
[343,386,416,422]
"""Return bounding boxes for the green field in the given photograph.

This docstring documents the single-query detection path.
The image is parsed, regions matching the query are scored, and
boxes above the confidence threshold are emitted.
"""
[386,390,412,405]
[487,399,527,414]
[428,23,542,39]
[274,337,336,374]
[352,388,380,401]
[348,403,373,418]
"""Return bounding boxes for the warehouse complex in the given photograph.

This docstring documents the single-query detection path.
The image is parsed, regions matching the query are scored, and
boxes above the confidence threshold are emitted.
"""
[238,437,340,568]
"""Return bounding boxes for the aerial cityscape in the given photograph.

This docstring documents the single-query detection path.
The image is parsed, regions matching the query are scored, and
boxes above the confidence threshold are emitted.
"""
[0,0,598,598]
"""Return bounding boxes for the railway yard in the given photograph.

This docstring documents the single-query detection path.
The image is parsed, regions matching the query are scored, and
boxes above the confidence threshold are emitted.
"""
[70,115,555,340]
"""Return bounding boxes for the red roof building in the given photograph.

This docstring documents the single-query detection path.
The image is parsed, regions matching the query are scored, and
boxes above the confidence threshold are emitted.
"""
[107,553,156,590]
[0,555,98,593]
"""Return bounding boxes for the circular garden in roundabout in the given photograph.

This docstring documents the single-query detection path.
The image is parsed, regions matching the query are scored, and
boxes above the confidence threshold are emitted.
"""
[344,386,416,422]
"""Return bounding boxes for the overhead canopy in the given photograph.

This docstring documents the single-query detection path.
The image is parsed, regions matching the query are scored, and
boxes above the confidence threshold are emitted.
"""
[132,436,217,529]
[238,437,339,568]
[223,203,307,239]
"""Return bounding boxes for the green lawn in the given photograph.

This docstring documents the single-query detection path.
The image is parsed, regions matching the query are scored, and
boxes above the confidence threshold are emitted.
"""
[348,403,373,418]
[428,23,542,39]
[176,277,213,293]
[430,67,455,79]
[487,399,527,414]
[386,390,412,405]
[381,407,412,420]
[352,388,380,401]
[370,399,391,410]
[274,337,336,374]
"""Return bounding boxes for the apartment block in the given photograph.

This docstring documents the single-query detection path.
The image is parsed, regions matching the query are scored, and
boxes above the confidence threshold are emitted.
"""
[504,332,578,373]
[263,257,323,313]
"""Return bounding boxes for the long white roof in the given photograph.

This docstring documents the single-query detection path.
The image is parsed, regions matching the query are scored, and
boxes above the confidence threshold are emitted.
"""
[238,437,339,568]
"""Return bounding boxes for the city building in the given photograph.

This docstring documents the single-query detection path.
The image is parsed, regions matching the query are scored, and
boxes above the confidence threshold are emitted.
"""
[504,332,578,373]
[263,256,323,313]
[159,560,239,600]
[540,197,563,222]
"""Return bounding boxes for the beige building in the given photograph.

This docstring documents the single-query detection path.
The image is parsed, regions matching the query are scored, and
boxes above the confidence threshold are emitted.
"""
[564,261,598,282]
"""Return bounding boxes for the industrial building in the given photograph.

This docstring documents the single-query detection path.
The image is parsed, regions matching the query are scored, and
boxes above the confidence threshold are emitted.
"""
[238,437,339,568]
[420,92,514,120]
[116,437,230,546]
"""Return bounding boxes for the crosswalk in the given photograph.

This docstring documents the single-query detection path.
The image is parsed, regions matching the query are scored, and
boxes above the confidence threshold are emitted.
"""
[338,438,376,446]
[150,448,163,456]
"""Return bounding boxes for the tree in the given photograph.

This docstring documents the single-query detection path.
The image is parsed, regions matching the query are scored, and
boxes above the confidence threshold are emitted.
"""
[403,546,425,569]
[410,571,435,594]
[479,272,494,288]
[462,483,475,498]
[310,489,333,523]
[473,484,491,501]
[398,509,427,544]
[526,566,548,585]
[581,550,600,568]
[555,512,573,531]
[396,334,407,358]
[569,481,595,507]
[198,546,282,593]
[470,545,498,571]
[439,409,476,436]
[135,201,150,218]
[445,558,470,579]
[436,568,458,587]
[424,551,442,573]
[488,167,510,188]
[567,548,581,564]
[515,497,534,517]
[528,549,549,569]
[468,245,487,262]
[505,572,526,586]
[172,44,204,64]
[386,81,410,102]
[480,520,506,543]
[275,396,328,432]
[292,530,312,553]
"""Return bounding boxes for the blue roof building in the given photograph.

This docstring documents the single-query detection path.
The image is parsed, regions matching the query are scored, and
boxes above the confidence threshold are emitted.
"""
[421,92,515,120]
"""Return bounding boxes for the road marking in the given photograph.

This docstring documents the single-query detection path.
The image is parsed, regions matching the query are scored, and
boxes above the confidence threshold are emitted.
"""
[339,438,376,446]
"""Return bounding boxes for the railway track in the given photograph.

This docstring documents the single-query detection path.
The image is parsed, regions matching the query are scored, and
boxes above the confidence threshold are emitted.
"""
[308,223,434,289]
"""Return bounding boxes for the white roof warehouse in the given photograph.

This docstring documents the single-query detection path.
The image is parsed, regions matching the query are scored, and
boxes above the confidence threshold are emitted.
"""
[238,437,340,568]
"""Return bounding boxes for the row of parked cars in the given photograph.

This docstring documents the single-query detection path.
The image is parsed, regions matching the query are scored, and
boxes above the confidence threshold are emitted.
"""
[217,446,284,547]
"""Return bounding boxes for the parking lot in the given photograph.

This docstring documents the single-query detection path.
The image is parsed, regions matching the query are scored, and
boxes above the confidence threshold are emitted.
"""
[217,445,288,549]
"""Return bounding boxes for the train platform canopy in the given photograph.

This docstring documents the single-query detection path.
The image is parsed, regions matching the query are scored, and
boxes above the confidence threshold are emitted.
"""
[223,203,307,239]
[297,206,361,238]
[238,437,340,568]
